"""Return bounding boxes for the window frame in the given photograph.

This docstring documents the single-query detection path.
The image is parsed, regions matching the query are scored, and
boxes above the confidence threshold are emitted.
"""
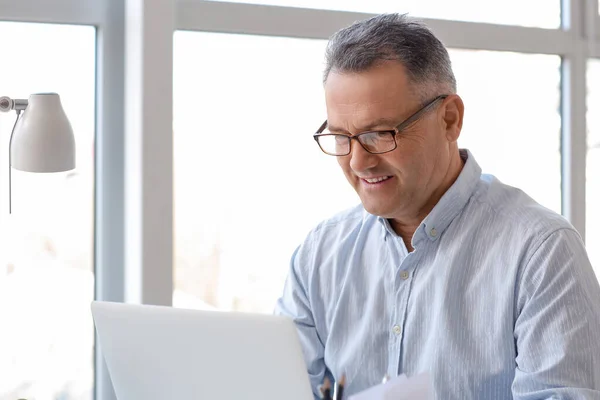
[1,0,597,399]
[0,1,124,399]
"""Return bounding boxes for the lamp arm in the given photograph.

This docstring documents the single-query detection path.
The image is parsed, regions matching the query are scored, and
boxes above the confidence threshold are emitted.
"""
[8,110,22,214]
[1,96,29,214]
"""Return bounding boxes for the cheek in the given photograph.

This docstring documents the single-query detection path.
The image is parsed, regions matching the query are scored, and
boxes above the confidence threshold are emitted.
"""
[383,146,418,171]
[399,130,430,152]
[394,129,442,167]
[337,157,353,176]
[384,151,428,183]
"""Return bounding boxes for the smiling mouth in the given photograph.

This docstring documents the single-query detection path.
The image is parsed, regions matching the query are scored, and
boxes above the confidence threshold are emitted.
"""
[363,176,392,184]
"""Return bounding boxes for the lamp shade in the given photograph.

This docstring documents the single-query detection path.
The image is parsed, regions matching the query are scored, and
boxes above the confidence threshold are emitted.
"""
[10,93,76,172]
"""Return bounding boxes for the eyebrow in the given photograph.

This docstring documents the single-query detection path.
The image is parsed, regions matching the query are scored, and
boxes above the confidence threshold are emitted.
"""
[327,118,398,134]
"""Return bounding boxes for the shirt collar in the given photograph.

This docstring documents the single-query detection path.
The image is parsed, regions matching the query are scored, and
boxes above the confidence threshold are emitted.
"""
[377,149,482,246]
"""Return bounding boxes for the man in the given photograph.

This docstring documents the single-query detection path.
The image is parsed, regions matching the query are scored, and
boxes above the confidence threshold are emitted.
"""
[275,13,600,400]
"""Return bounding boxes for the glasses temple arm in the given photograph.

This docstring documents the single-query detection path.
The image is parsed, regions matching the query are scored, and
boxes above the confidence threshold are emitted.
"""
[394,95,448,132]
[316,120,328,134]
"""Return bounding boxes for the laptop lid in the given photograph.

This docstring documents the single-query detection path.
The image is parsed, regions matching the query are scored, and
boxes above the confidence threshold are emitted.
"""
[91,301,313,400]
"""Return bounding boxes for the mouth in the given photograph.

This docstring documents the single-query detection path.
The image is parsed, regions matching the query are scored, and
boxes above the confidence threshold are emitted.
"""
[361,175,393,185]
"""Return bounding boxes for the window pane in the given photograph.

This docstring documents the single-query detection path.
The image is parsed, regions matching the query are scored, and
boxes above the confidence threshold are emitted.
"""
[0,22,95,400]
[587,60,600,276]
[173,32,358,313]
[205,0,560,28]
[450,50,562,214]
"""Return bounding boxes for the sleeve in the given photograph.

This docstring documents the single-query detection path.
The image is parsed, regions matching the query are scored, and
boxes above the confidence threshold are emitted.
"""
[274,243,329,400]
[512,228,600,400]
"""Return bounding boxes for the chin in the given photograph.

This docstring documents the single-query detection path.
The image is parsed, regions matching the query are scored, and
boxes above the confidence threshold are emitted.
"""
[361,202,394,218]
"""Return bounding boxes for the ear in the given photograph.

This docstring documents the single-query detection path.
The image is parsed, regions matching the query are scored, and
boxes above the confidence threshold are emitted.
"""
[441,94,464,142]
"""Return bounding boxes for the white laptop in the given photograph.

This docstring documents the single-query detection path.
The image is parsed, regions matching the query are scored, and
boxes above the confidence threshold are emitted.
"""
[91,301,313,400]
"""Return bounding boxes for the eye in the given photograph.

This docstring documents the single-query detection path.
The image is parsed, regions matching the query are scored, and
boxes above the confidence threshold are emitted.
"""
[334,135,348,144]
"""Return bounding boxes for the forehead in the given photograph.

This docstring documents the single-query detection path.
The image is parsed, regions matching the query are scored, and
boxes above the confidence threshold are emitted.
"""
[324,61,415,130]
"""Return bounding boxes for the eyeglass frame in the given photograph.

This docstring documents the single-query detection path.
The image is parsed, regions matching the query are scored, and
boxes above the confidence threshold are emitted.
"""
[313,94,449,156]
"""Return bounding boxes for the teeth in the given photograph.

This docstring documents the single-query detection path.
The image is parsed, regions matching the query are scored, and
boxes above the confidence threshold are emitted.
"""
[365,176,390,183]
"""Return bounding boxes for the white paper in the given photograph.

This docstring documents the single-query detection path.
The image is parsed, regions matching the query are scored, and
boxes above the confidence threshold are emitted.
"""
[348,373,433,400]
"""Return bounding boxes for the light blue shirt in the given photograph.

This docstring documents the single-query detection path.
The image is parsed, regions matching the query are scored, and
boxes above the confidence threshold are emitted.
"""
[275,149,600,399]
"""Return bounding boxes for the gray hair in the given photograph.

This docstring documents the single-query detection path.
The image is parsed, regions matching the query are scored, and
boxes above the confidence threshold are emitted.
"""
[323,13,456,101]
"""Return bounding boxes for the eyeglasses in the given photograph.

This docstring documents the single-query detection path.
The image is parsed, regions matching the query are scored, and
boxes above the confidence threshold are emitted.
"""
[313,95,448,156]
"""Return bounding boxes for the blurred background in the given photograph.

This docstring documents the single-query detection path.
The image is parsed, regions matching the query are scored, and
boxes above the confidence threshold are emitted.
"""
[0,0,598,398]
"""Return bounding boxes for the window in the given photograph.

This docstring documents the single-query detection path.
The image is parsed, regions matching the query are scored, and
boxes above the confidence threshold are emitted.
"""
[587,60,600,276]
[205,0,560,28]
[450,50,562,214]
[173,32,358,313]
[0,22,95,400]
[174,34,562,314]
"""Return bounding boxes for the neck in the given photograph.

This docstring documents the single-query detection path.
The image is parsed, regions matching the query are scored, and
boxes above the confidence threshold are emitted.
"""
[390,149,465,251]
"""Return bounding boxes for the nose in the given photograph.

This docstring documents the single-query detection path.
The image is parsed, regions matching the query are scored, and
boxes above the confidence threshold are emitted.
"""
[348,139,379,173]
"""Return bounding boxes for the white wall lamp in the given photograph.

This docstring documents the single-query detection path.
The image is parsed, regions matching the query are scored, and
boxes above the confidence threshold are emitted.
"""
[0,93,76,213]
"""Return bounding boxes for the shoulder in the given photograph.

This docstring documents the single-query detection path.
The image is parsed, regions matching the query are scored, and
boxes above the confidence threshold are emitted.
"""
[470,173,576,244]
[470,173,594,289]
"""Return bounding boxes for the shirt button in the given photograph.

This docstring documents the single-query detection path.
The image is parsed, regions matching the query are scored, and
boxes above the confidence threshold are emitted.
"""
[400,270,410,280]
[430,228,438,237]
[392,325,402,335]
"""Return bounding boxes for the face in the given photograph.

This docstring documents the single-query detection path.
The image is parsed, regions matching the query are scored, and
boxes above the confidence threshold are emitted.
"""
[324,61,463,222]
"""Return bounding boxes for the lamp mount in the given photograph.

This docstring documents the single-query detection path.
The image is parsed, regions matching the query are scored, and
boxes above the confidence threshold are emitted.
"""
[0,96,28,113]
